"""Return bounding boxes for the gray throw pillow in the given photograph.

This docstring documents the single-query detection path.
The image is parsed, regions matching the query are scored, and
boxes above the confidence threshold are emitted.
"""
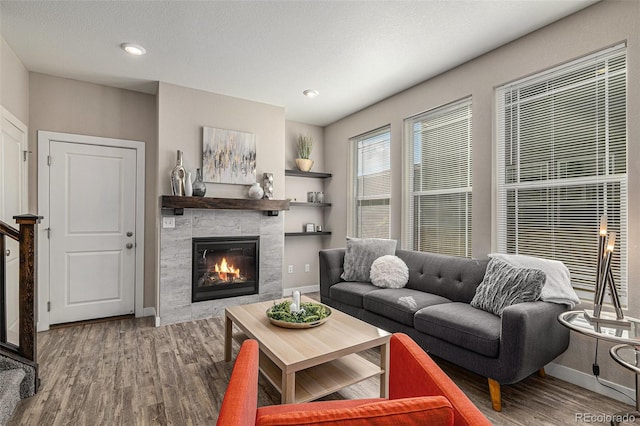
[471,257,545,317]
[341,237,397,282]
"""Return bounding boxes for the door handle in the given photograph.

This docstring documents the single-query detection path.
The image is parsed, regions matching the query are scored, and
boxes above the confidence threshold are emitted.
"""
[126,243,133,249]
[5,249,9,256]
[126,232,133,237]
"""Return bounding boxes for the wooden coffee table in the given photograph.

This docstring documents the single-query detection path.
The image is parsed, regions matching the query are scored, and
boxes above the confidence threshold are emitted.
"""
[224,296,391,404]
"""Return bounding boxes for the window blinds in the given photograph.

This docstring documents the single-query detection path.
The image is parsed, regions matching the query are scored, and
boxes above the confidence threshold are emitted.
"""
[352,127,391,239]
[496,44,627,301]
[404,98,472,257]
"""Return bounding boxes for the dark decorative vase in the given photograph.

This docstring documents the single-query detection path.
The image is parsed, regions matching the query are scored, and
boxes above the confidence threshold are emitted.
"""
[193,168,207,197]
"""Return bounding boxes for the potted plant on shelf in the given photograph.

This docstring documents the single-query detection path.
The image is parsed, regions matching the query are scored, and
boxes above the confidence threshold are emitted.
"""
[296,134,314,172]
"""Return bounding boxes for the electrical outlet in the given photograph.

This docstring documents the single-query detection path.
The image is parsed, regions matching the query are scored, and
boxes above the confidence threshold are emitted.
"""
[288,265,294,274]
[305,264,310,272]
[162,217,175,228]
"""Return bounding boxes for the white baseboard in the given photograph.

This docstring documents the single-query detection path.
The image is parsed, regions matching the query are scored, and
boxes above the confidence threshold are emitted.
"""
[142,307,161,327]
[282,284,320,297]
[546,362,635,406]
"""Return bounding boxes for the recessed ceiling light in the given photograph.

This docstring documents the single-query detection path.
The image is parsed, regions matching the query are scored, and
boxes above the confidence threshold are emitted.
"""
[303,89,319,98]
[121,42,146,56]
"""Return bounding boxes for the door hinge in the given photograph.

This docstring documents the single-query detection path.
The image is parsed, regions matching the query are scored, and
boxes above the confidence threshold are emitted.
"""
[47,155,52,166]
[45,228,51,239]
[23,150,32,162]
[47,301,50,312]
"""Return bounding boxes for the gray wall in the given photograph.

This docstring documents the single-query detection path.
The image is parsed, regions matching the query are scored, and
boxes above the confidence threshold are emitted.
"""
[0,36,29,125]
[283,120,327,290]
[156,82,287,313]
[324,0,639,389]
[28,73,158,308]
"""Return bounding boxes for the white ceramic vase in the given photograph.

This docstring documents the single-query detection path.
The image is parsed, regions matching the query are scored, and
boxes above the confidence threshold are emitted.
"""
[184,172,193,196]
[248,182,264,200]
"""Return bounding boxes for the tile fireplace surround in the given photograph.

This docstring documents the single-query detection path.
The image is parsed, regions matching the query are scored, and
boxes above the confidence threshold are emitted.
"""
[159,209,283,325]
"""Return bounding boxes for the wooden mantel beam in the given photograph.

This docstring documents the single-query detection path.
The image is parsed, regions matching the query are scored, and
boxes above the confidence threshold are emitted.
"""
[160,196,289,216]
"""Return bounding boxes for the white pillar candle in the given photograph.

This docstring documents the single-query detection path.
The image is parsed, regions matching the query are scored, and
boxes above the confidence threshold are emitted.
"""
[293,290,301,308]
[290,303,298,313]
[600,214,608,236]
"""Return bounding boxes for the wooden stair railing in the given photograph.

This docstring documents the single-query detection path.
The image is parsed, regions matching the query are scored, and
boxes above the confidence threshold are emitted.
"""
[0,214,42,377]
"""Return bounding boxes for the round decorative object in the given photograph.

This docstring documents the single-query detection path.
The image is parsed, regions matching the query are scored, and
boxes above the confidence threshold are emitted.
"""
[248,182,264,200]
[266,301,331,329]
[295,158,314,172]
[370,255,409,289]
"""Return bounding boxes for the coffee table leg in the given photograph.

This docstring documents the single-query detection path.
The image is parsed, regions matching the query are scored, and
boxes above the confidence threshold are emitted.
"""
[224,314,233,362]
[380,341,390,398]
[282,371,295,404]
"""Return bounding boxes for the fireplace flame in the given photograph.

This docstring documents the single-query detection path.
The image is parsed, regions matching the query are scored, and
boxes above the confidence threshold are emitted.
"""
[214,257,240,281]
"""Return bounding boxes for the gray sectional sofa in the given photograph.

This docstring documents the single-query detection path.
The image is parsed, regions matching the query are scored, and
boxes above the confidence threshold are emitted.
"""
[319,248,570,411]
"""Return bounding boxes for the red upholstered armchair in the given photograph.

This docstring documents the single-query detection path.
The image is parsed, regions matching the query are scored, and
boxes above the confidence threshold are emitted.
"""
[217,333,490,426]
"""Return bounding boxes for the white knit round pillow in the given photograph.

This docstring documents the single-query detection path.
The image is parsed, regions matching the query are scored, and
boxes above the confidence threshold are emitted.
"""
[370,255,409,289]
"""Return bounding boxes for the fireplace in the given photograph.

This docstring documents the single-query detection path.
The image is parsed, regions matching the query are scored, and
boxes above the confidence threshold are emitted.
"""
[192,236,259,302]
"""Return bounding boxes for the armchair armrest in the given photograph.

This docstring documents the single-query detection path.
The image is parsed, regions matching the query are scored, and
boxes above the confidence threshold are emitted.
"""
[499,301,570,383]
[389,333,491,426]
[217,340,259,426]
[319,248,346,299]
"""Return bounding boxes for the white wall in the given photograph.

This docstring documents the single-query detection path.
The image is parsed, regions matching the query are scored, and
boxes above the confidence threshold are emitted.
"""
[324,0,640,389]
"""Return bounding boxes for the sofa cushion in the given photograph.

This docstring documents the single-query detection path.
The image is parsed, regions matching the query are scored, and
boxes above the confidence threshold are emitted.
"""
[489,253,580,308]
[414,303,501,358]
[471,257,545,316]
[363,289,451,327]
[370,255,409,289]
[330,281,379,308]
[341,237,397,282]
[256,396,454,426]
[396,250,488,303]
[257,399,384,419]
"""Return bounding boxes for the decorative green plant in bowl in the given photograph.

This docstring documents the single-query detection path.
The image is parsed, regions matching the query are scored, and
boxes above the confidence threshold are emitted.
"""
[295,134,314,172]
[266,300,331,328]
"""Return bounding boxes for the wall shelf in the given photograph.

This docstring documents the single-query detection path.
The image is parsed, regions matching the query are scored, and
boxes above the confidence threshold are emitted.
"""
[289,202,332,208]
[285,169,332,179]
[161,195,289,216]
[285,232,332,237]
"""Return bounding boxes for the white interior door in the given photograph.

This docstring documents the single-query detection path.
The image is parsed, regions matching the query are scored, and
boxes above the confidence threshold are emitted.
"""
[49,141,137,324]
[0,109,27,346]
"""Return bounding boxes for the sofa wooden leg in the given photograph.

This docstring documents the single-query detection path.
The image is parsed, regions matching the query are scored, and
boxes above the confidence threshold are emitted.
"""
[538,368,546,378]
[488,378,502,412]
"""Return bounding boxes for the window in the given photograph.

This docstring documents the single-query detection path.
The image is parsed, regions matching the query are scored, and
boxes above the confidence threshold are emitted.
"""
[351,127,391,238]
[404,98,472,257]
[496,44,627,302]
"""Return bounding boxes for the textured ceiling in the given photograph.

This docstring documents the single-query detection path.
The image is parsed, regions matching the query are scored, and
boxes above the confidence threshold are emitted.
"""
[0,0,599,126]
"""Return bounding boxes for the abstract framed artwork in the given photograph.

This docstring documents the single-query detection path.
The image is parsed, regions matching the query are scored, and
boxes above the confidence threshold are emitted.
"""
[202,127,256,185]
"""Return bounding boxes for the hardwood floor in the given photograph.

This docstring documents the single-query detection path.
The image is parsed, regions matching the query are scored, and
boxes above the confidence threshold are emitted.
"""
[8,313,634,425]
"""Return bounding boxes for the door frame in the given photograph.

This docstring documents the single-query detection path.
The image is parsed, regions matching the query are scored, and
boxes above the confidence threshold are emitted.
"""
[0,106,28,204]
[37,131,145,331]
[0,106,28,343]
